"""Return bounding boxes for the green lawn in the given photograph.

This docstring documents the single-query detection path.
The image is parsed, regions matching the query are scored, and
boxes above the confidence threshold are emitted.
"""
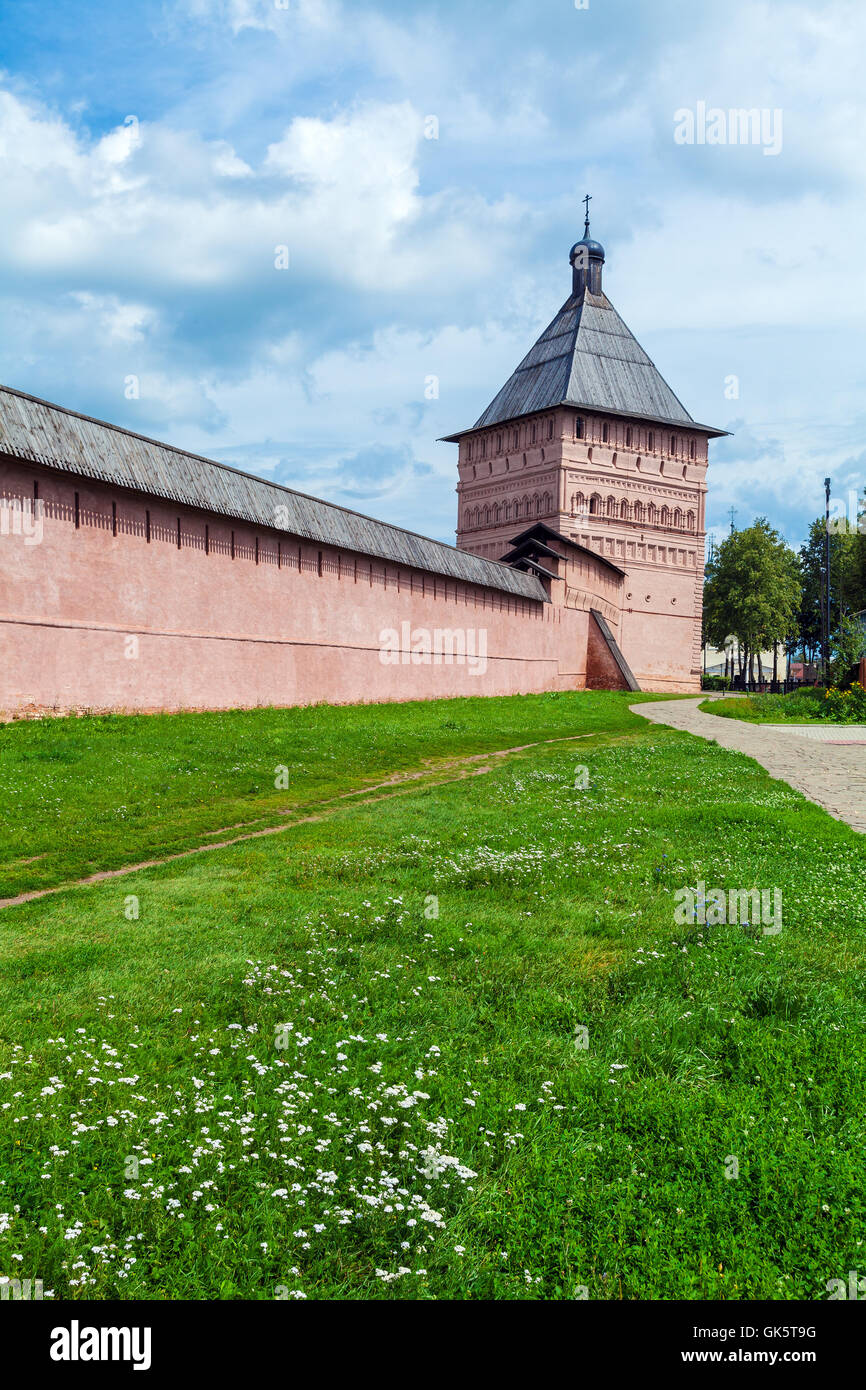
[0,692,659,900]
[0,692,864,1301]
[701,695,820,724]
[702,689,866,725]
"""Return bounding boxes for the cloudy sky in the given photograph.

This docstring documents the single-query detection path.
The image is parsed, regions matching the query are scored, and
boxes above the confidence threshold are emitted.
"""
[1,0,863,548]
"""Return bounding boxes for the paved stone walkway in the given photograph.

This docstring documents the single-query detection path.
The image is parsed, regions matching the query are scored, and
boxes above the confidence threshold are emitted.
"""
[632,697,866,834]
[761,724,866,744]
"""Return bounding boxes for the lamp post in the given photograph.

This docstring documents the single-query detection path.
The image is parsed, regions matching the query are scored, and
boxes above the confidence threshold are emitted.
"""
[824,477,832,685]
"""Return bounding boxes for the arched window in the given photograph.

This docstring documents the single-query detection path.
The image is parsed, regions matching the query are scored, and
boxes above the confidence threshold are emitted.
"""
[670,435,676,455]
[620,499,629,519]
[687,510,695,530]
[463,509,470,529]
[647,502,656,522]
[674,508,682,528]
[660,506,670,526]
[473,507,481,527]
[589,494,600,515]
[542,492,552,514]
[633,501,644,523]
[606,495,617,517]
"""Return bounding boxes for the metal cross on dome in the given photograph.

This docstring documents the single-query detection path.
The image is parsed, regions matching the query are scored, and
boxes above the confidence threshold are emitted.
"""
[583,192,592,236]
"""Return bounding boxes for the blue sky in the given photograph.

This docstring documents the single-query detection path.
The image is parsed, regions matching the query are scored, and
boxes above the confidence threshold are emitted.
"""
[0,0,863,549]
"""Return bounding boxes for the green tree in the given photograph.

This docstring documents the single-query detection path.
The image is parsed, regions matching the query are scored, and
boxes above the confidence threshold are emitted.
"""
[830,612,866,685]
[704,518,801,684]
[797,518,860,665]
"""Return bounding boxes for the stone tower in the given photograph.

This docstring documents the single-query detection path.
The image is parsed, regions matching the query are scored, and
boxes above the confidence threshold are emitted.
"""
[442,220,726,691]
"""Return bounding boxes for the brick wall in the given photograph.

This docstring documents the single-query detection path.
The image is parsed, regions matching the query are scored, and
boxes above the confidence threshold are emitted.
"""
[1,459,591,715]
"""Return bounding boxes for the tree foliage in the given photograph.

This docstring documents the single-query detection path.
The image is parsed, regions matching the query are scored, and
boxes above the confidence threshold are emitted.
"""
[704,519,801,662]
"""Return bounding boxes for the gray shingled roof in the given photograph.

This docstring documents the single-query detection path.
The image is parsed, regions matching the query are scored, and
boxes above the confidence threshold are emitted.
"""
[444,289,725,437]
[0,384,547,602]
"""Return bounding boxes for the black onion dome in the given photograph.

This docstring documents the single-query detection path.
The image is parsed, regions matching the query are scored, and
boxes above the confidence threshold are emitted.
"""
[570,237,605,264]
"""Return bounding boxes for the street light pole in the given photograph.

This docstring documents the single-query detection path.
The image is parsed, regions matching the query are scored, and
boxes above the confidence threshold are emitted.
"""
[824,477,832,685]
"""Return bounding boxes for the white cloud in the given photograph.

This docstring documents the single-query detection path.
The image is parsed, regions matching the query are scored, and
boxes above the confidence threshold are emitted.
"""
[2,0,865,544]
[0,88,526,298]
[69,292,159,344]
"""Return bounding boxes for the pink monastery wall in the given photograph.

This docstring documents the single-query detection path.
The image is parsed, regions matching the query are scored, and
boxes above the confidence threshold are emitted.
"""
[0,458,593,716]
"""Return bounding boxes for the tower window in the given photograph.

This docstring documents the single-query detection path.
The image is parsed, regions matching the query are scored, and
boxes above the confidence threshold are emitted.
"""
[602,422,609,443]
[530,423,537,444]
[625,427,633,448]
[496,433,502,452]
[648,432,654,452]
[689,439,696,460]
[670,435,676,454]
[575,417,585,439]
[547,419,554,440]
